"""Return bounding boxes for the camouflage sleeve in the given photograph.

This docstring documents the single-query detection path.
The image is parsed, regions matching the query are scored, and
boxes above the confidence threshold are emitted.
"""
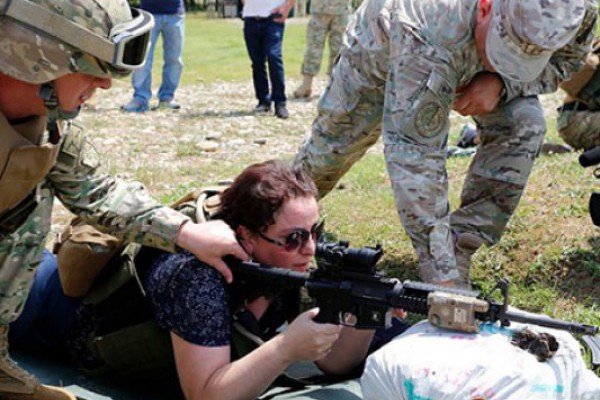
[47,123,190,252]
[502,2,598,102]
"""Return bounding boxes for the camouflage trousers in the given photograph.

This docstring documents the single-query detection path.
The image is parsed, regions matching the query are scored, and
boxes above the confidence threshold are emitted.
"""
[301,13,349,77]
[294,6,545,282]
[453,98,546,247]
[557,107,600,151]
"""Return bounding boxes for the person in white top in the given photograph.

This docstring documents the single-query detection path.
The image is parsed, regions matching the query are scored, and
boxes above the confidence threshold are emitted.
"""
[242,0,296,119]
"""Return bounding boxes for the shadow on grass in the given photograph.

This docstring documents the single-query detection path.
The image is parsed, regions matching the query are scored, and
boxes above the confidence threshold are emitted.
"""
[377,255,420,282]
[556,238,600,302]
[525,236,600,305]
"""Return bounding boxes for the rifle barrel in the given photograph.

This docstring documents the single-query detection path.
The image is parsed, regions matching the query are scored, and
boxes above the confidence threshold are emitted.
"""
[503,309,599,335]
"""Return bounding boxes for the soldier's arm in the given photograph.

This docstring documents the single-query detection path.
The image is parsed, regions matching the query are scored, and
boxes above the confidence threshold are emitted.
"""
[47,127,246,280]
[47,126,187,251]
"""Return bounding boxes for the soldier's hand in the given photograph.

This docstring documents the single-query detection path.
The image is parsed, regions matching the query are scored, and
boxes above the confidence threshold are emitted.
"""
[176,220,250,283]
[453,71,504,116]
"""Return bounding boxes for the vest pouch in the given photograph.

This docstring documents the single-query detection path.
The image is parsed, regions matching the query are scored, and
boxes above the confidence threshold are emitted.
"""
[54,218,123,298]
[561,47,600,111]
[0,113,58,215]
[88,319,176,380]
[577,65,600,111]
[561,56,598,98]
[83,242,142,305]
[0,143,59,215]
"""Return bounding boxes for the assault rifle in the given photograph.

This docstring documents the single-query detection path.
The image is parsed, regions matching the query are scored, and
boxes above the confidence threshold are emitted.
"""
[228,240,599,337]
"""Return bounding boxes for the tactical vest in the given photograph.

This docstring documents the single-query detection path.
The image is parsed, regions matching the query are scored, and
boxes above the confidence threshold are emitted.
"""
[0,114,62,233]
[561,37,600,111]
[54,186,226,299]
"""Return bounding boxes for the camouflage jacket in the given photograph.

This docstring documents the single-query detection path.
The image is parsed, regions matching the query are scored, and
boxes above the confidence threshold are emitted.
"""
[354,0,597,104]
[0,116,189,325]
[309,0,352,15]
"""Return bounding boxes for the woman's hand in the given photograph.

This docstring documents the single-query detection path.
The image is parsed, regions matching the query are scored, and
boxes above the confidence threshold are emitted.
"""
[176,220,250,283]
[280,308,342,362]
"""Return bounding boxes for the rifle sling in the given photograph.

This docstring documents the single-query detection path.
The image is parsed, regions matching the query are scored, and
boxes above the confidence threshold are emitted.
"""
[582,335,600,368]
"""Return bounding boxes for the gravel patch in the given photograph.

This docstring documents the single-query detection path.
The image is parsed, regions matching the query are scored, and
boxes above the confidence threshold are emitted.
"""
[51,77,563,228]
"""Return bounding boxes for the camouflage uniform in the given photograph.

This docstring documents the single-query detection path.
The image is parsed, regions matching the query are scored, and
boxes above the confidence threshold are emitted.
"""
[294,0,597,283]
[0,0,179,329]
[0,1,176,398]
[301,0,352,77]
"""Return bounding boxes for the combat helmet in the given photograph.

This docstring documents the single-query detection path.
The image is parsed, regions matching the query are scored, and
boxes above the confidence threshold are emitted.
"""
[0,0,154,84]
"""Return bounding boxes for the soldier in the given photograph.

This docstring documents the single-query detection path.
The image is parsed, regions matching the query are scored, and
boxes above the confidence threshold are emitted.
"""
[294,0,597,288]
[293,0,353,99]
[558,37,600,151]
[0,0,248,399]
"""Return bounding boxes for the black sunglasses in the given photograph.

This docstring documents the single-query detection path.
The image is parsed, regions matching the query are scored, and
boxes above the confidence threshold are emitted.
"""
[258,220,324,252]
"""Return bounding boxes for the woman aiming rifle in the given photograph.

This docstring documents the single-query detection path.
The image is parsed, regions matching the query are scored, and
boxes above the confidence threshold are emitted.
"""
[10,161,404,400]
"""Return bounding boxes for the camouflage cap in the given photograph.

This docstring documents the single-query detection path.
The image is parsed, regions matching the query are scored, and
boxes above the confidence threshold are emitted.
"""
[0,0,138,84]
[486,0,586,82]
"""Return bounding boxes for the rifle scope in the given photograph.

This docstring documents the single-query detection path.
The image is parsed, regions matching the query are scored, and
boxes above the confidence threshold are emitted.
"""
[316,241,383,274]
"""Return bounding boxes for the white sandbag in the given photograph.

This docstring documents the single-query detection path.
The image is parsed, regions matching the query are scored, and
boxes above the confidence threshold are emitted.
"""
[361,320,600,400]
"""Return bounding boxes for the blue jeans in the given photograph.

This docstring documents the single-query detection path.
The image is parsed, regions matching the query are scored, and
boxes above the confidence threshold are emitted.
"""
[243,18,287,106]
[9,251,79,356]
[132,13,185,105]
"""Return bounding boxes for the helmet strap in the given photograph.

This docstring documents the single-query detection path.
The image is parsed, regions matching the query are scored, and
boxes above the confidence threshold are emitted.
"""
[38,83,81,122]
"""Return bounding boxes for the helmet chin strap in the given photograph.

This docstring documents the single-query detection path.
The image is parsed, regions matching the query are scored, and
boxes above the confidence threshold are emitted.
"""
[38,83,81,122]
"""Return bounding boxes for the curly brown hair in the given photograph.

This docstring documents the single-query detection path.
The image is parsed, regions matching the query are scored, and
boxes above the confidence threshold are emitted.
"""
[216,160,317,233]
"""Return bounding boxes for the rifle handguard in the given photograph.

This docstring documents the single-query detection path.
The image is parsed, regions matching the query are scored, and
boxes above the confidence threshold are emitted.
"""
[427,291,490,333]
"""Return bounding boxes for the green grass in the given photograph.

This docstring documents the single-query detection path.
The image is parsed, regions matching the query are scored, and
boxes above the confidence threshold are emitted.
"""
[317,151,600,372]
[149,12,314,85]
